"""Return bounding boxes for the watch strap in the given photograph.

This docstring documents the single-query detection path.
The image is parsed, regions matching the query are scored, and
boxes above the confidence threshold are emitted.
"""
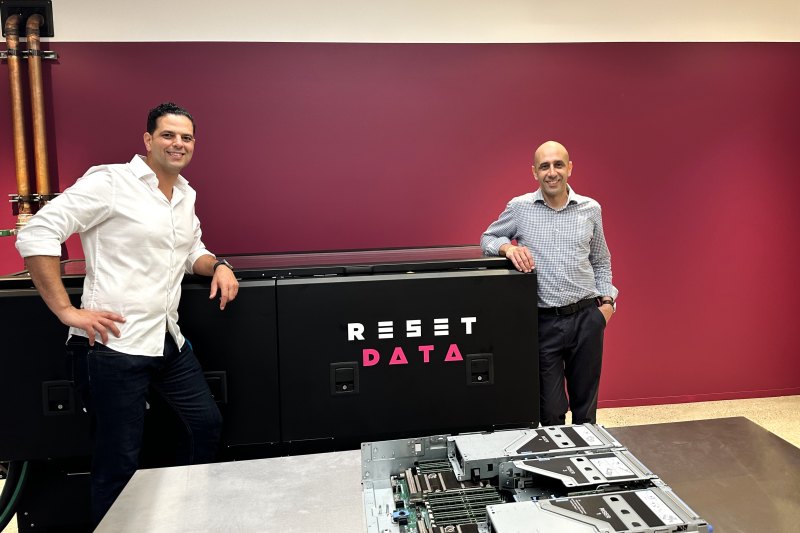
[213,258,233,272]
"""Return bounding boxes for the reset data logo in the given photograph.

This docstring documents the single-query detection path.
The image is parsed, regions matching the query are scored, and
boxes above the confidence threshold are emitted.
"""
[346,317,477,367]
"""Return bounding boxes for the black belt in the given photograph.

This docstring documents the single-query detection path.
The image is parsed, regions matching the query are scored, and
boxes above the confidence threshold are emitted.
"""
[538,297,597,316]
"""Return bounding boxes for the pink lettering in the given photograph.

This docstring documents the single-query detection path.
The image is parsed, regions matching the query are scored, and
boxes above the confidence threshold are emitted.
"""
[389,347,409,365]
[363,349,380,367]
[444,343,463,362]
[360,344,466,367]
[418,345,434,363]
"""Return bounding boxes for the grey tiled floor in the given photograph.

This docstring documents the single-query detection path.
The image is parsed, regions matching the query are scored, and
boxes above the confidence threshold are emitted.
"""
[2,394,799,533]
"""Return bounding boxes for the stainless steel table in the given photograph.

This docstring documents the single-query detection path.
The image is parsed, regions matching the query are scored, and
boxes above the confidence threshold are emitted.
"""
[98,417,800,532]
[96,450,364,533]
[608,416,800,533]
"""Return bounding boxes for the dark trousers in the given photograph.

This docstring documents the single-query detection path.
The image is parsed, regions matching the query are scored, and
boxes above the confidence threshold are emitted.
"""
[538,304,606,426]
[67,333,222,526]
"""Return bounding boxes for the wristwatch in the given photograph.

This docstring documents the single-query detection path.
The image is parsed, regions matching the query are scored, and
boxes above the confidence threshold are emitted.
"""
[599,297,616,313]
[213,258,233,273]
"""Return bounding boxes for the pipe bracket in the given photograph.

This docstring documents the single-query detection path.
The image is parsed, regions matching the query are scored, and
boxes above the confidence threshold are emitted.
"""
[1,49,57,60]
[9,193,59,214]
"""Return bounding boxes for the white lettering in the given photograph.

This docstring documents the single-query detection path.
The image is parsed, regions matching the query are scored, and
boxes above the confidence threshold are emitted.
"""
[461,317,476,334]
[347,317,477,341]
[347,323,365,341]
[377,321,394,339]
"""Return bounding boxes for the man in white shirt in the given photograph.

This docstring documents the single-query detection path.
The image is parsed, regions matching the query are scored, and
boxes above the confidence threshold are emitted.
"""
[15,102,239,525]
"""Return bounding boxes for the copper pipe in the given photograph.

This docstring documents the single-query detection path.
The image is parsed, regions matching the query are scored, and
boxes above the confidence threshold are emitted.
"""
[26,14,50,199]
[4,14,33,227]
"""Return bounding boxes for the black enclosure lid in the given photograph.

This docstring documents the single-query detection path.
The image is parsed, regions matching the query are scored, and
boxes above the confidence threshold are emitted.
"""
[2,246,513,287]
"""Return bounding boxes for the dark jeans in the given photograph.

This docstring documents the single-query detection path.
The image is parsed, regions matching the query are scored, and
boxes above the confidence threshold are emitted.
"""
[67,333,222,526]
[538,304,606,426]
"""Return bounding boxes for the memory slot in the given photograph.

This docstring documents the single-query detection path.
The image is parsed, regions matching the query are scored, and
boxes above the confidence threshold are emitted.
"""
[416,460,453,473]
[425,487,503,525]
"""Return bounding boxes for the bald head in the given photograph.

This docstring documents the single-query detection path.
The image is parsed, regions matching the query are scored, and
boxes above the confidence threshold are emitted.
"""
[532,140,573,206]
[534,141,569,167]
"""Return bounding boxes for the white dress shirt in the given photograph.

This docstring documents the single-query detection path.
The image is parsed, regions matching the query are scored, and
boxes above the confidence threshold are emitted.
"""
[16,155,212,356]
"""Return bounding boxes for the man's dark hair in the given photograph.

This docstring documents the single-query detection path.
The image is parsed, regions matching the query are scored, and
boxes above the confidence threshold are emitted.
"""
[146,102,196,135]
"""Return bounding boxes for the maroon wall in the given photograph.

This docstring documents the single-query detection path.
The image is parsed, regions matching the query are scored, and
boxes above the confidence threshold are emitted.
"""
[2,42,799,406]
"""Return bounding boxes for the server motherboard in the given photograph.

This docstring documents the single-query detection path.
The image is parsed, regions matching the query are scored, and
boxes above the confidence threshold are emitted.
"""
[362,425,710,533]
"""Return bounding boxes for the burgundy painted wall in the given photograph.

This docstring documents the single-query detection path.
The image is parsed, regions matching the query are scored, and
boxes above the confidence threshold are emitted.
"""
[2,42,799,406]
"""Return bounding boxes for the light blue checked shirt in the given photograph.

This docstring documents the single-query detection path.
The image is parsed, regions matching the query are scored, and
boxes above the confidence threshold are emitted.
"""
[480,186,618,308]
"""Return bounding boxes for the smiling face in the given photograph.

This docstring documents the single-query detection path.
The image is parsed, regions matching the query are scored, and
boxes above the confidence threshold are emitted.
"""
[533,141,572,205]
[143,114,196,179]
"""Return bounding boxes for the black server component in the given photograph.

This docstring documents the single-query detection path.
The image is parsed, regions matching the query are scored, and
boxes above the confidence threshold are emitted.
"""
[0,286,90,461]
[0,278,281,462]
[0,276,280,531]
[276,269,539,451]
[177,279,281,459]
[14,459,92,533]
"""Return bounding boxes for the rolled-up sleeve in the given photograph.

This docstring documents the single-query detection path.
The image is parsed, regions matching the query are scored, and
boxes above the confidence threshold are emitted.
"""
[15,170,113,257]
[186,212,212,274]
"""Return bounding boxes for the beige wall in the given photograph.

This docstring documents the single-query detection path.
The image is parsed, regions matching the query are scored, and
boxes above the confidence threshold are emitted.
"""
[52,0,800,42]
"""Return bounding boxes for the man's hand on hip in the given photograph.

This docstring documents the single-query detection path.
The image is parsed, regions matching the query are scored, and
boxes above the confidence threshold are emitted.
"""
[58,306,125,346]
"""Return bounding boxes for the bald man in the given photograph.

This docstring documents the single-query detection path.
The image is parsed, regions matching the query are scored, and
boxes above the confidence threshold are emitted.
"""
[480,141,618,426]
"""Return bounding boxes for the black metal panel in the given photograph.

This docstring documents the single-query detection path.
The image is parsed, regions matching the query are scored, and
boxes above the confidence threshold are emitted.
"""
[0,0,54,38]
[177,279,280,455]
[15,459,92,533]
[0,289,89,461]
[0,279,280,462]
[276,269,539,450]
[0,248,524,462]
[185,247,510,280]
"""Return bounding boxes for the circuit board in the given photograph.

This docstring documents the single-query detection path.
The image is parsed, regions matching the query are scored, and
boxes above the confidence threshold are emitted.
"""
[389,459,503,532]
[362,425,711,533]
